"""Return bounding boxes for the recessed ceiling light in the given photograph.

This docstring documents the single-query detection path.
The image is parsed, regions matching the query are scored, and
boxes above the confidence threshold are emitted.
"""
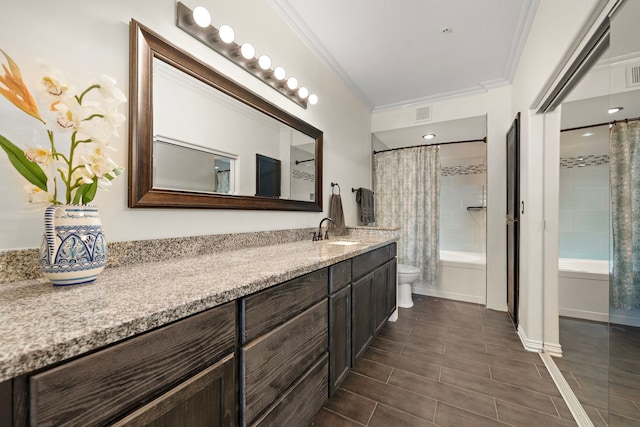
[582,132,594,137]
[608,107,623,114]
[422,134,436,140]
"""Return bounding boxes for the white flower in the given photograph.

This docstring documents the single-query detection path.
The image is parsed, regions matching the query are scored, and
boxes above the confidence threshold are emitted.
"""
[83,146,119,179]
[24,146,53,166]
[94,75,127,104]
[101,103,126,137]
[41,74,68,98]
[23,184,52,205]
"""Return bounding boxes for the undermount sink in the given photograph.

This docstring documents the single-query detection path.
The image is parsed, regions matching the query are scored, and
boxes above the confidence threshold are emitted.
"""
[326,240,361,246]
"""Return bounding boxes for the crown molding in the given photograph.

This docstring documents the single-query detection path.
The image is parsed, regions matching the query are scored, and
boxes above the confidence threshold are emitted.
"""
[504,0,540,82]
[267,0,374,109]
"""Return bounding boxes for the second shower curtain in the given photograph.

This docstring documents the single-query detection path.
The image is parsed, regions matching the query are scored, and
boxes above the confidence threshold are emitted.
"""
[610,121,640,309]
[373,146,441,284]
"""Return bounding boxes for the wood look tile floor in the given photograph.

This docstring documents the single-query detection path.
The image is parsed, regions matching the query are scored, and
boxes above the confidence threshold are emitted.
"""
[556,317,640,426]
[311,295,577,427]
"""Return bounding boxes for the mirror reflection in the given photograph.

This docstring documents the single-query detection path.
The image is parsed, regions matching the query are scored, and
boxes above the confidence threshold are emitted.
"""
[153,135,236,194]
[152,58,316,202]
[128,21,322,211]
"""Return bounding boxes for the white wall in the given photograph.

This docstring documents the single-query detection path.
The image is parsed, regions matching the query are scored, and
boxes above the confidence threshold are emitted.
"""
[0,0,372,250]
[510,0,601,350]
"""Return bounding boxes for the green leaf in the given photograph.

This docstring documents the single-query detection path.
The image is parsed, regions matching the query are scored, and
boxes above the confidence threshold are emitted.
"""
[81,178,98,204]
[72,185,86,204]
[0,134,48,191]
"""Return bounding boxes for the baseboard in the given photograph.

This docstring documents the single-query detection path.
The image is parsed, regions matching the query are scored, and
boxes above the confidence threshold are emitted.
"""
[517,325,543,353]
[610,313,640,328]
[539,352,594,427]
[412,286,485,305]
[559,308,608,323]
[561,308,640,327]
[543,342,563,358]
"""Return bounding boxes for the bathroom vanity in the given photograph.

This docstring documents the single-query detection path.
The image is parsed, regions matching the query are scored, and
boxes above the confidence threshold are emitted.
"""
[0,234,397,426]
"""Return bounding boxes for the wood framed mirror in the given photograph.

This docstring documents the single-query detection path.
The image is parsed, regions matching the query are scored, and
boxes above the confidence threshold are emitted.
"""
[128,20,323,211]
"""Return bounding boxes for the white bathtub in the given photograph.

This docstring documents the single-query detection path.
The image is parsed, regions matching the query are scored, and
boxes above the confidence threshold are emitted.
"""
[412,250,487,305]
[559,258,609,322]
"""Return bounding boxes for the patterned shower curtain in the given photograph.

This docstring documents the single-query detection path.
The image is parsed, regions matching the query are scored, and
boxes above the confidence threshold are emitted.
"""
[610,121,640,309]
[373,146,441,284]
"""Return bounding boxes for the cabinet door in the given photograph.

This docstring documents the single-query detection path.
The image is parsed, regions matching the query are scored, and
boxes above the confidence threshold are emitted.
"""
[387,259,397,317]
[351,272,374,364]
[242,300,328,426]
[113,353,236,427]
[329,285,351,396]
[373,263,390,333]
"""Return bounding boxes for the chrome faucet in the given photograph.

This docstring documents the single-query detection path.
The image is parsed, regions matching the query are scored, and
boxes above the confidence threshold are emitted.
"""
[313,217,334,241]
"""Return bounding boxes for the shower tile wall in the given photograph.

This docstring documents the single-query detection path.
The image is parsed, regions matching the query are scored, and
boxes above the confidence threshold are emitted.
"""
[559,160,609,260]
[439,143,486,253]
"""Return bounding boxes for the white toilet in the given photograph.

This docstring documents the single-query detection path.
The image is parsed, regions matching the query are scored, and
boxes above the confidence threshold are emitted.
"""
[397,264,421,308]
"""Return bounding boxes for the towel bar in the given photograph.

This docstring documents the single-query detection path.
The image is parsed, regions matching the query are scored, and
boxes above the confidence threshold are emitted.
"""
[352,188,374,194]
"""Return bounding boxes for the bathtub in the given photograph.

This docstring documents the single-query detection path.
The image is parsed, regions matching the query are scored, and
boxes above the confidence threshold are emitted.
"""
[412,250,487,305]
[558,258,609,322]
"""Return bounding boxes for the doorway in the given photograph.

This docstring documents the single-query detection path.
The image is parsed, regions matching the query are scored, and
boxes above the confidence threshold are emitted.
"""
[506,113,520,327]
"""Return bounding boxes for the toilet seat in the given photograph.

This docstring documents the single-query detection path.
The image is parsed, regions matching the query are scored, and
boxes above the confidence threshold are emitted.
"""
[398,264,420,274]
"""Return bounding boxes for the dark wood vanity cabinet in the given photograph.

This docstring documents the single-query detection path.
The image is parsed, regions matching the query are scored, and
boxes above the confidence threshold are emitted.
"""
[328,259,352,396]
[2,242,397,426]
[330,244,398,389]
[240,268,329,426]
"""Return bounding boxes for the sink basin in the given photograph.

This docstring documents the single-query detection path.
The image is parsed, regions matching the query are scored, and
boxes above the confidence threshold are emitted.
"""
[326,240,361,246]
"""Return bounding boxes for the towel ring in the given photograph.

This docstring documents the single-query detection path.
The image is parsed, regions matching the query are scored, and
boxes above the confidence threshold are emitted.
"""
[331,182,341,195]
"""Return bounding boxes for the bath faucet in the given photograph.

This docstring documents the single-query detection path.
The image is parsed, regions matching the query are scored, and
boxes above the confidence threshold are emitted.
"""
[314,217,335,241]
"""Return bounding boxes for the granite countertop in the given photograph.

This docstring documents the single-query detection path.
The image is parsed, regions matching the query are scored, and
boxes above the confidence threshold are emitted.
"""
[0,235,397,383]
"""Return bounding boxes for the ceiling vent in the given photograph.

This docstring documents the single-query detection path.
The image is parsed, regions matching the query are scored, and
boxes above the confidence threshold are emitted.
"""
[415,106,432,122]
[626,64,640,88]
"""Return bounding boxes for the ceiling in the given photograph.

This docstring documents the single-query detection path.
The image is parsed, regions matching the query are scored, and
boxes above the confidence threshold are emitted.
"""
[268,0,538,111]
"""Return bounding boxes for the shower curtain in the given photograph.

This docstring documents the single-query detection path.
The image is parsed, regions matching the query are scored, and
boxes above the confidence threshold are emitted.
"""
[373,146,441,284]
[610,121,640,309]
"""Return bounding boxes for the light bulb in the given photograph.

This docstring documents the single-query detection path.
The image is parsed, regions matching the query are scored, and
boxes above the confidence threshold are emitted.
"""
[608,106,623,114]
[258,54,271,70]
[298,87,309,99]
[192,6,212,28]
[308,94,318,105]
[287,76,298,90]
[240,43,255,60]
[422,133,436,140]
[218,25,234,43]
[273,66,286,80]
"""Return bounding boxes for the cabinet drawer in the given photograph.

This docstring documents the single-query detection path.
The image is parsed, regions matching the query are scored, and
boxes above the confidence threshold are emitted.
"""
[241,268,328,343]
[352,245,391,280]
[329,259,352,293]
[241,300,328,425]
[30,302,236,427]
[252,353,328,427]
[113,353,236,427]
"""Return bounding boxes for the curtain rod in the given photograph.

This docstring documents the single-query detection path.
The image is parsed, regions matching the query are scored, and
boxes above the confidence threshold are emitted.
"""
[373,137,486,155]
[295,158,314,165]
[561,117,640,133]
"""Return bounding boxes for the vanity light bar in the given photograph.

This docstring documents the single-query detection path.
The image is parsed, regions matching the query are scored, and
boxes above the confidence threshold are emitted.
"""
[176,2,317,109]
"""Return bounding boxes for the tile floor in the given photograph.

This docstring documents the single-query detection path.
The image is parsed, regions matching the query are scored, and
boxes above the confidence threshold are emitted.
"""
[556,317,640,426]
[311,295,577,427]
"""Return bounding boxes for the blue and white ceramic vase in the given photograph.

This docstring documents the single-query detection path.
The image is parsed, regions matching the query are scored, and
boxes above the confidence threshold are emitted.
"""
[39,204,107,286]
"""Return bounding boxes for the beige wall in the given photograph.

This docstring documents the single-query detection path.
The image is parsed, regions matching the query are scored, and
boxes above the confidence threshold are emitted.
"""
[0,0,372,250]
